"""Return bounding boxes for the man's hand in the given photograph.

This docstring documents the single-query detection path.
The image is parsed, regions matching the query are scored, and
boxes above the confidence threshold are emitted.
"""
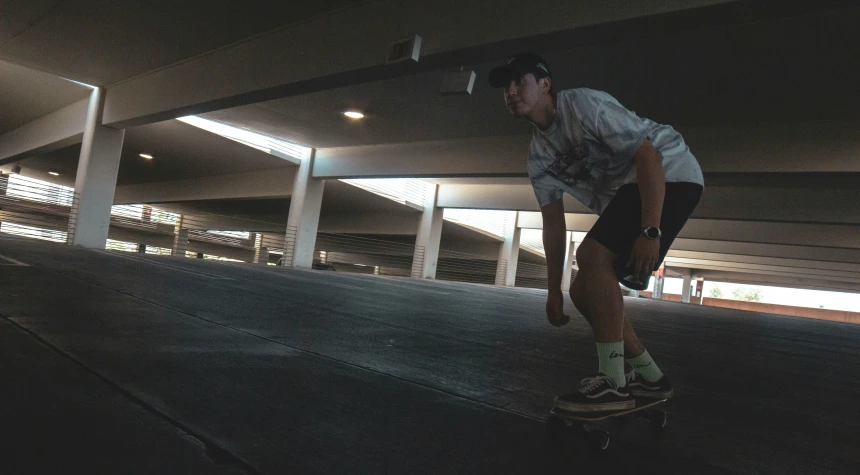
[546,291,570,327]
[626,235,660,282]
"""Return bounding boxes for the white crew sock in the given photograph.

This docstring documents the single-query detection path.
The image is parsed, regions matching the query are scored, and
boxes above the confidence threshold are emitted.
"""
[596,341,626,387]
[626,349,664,382]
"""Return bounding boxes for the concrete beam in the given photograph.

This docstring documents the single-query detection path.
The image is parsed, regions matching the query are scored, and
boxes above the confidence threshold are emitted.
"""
[113,168,297,204]
[667,263,860,291]
[665,250,860,275]
[517,212,860,250]
[663,257,860,284]
[678,220,860,250]
[0,98,88,164]
[314,136,529,179]
[319,212,419,235]
[667,268,860,294]
[691,186,860,225]
[670,238,860,266]
[437,183,591,213]
[100,0,760,129]
[438,181,860,225]
[314,121,859,179]
[680,121,860,173]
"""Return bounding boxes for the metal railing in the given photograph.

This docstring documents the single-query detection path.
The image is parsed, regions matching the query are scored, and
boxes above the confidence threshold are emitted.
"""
[281,225,298,267]
[494,259,508,286]
[515,262,549,289]
[411,246,426,278]
[0,175,283,262]
[0,174,75,242]
[435,248,498,285]
[1,173,563,290]
[313,232,416,275]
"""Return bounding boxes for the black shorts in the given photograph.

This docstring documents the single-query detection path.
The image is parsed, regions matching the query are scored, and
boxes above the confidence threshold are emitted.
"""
[585,182,703,289]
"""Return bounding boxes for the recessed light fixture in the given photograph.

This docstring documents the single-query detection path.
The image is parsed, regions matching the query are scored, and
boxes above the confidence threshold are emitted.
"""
[48,171,60,176]
[343,111,365,119]
[140,153,154,159]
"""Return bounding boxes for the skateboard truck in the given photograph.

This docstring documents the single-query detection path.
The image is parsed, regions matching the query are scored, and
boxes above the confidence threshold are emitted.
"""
[545,397,668,451]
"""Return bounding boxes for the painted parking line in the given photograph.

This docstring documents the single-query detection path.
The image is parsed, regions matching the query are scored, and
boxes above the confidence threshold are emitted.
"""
[0,254,29,266]
[91,250,232,280]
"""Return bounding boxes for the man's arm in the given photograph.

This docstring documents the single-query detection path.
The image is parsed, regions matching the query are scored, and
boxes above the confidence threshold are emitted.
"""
[634,140,665,229]
[541,199,571,327]
[627,139,665,280]
[541,199,568,294]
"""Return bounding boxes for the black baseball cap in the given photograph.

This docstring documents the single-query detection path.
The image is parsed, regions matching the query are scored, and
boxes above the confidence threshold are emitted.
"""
[488,53,552,88]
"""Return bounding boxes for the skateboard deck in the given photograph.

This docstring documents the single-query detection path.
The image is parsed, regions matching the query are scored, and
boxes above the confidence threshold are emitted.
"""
[545,397,669,450]
[550,397,667,422]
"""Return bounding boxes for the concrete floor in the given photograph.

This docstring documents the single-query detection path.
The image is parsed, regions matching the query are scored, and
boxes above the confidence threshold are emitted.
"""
[1,236,858,474]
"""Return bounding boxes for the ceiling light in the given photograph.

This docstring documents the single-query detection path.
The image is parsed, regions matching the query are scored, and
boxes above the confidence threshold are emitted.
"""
[140,153,153,159]
[343,111,365,119]
[48,171,60,176]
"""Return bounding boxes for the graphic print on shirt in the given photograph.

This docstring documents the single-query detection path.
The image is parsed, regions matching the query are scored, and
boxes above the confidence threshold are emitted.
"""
[546,143,587,183]
[545,135,612,208]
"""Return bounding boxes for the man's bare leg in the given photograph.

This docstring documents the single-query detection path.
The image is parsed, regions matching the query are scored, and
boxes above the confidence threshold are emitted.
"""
[570,239,646,358]
[571,238,670,395]
[567,238,629,387]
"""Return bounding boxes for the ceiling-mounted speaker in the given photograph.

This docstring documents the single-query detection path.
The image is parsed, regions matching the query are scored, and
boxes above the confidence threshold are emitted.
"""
[440,70,477,96]
[387,35,422,64]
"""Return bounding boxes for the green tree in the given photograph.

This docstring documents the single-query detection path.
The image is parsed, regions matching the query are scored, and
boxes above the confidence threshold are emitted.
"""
[709,286,724,298]
[732,287,763,302]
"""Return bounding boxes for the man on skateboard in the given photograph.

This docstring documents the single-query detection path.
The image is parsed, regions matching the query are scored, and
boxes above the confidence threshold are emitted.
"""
[489,53,703,413]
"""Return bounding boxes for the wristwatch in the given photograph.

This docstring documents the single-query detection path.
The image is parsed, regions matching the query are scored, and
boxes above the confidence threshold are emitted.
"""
[642,226,662,240]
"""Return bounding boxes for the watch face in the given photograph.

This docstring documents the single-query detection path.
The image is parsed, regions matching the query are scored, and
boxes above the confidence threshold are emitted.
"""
[645,227,660,239]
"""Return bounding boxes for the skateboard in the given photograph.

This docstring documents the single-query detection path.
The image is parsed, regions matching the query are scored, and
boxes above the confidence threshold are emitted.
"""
[545,397,668,450]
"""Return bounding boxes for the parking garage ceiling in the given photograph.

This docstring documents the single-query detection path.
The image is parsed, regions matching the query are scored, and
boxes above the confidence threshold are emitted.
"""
[0,0,366,86]
[200,5,860,149]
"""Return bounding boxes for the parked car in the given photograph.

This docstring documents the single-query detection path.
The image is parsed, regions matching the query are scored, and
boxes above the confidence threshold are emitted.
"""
[312,261,335,271]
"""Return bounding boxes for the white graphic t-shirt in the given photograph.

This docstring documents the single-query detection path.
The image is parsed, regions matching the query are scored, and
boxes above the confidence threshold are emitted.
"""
[527,88,704,214]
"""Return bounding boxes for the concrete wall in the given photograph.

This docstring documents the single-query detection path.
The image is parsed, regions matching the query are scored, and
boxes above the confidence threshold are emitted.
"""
[642,292,860,325]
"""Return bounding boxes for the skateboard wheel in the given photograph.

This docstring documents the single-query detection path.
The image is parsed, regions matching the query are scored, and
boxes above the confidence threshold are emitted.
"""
[582,426,610,450]
[649,410,667,428]
[591,430,610,450]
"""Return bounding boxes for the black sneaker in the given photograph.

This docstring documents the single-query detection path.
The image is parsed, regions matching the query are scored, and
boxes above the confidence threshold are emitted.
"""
[626,371,674,399]
[554,374,635,413]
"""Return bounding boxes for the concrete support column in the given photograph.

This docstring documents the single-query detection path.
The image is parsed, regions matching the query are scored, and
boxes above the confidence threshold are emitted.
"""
[411,183,443,279]
[0,173,8,230]
[560,232,575,292]
[283,148,325,268]
[67,87,125,248]
[494,211,521,286]
[172,215,189,258]
[681,268,693,303]
[695,277,705,305]
[137,243,146,253]
[652,264,666,300]
[253,233,269,265]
